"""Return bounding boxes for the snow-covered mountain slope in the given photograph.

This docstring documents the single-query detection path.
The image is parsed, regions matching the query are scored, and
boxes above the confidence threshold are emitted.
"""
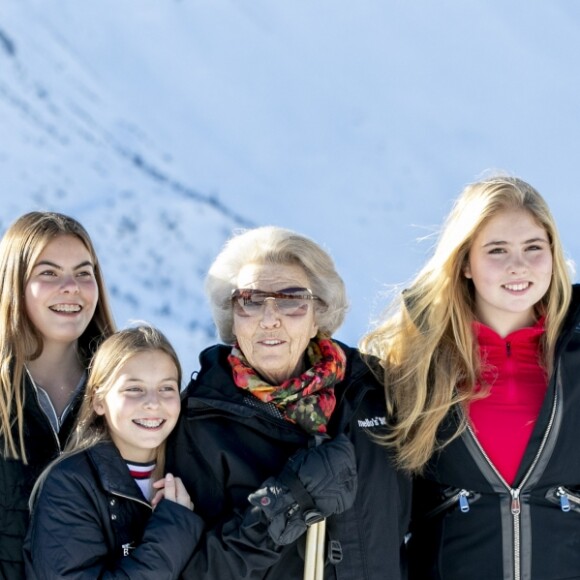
[2,0,580,373]
[0,3,256,366]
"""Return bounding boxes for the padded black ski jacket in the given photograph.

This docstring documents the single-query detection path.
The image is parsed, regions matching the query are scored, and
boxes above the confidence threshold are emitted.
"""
[167,342,411,580]
[0,372,83,579]
[409,285,580,580]
[23,441,204,579]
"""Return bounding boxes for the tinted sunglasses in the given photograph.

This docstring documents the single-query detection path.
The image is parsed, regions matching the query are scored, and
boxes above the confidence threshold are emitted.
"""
[231,287,321,317]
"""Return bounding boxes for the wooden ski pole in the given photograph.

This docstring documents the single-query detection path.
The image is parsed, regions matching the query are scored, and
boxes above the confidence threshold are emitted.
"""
[303,521,319,580]
[303,518,326,580]
[314,518,326,580]
[304,435,328,580]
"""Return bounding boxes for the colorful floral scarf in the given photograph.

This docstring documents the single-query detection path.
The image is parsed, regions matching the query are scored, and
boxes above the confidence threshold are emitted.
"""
[228,335,347,434]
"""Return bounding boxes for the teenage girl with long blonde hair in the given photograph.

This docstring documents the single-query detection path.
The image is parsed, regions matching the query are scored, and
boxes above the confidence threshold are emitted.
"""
[362,176,577,579]
[0,211,115,578]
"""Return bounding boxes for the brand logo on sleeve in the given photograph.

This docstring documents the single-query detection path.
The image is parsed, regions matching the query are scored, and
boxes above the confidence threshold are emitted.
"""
[358,416,387,428]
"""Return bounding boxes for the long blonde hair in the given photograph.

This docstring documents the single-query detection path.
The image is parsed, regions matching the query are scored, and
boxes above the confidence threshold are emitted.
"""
[30,325,182,508]
[0,212,115,462]
[361,176,572,473]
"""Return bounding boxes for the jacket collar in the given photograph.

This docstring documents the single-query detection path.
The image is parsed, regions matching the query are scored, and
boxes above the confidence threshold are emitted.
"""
[554,284,580,355]
[193,341,375,402]
[86,441,150,503]
[188,342,380,438]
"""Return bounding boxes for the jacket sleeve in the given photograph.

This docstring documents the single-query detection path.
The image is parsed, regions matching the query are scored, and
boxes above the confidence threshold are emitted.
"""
[23,464,204,580]
[167,404,287,578]
[178,506,283,579]
[115,500,204,580]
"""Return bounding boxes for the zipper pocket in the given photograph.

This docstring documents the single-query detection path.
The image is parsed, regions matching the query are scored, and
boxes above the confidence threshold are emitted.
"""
[546,486,580,513]
[423,488,481,520]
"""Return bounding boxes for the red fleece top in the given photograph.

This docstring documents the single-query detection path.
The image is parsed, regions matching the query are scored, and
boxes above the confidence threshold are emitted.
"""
[468,319,547,486]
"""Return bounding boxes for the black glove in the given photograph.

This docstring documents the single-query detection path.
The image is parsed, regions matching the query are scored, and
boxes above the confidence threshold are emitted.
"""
[248,434,357,545]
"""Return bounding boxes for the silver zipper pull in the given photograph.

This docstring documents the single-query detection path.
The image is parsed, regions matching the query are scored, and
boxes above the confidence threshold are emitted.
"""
[558,487,571,512]
[511,489,521,515]
[458,489,470,513]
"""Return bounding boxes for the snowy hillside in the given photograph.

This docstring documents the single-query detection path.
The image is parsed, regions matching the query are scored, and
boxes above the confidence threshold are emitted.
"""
[2,0,580,373]
[0,2,256,365]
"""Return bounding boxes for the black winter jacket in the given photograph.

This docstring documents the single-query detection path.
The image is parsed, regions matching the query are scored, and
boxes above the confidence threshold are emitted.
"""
[0,372,83,580]
[23,441,204,579]
[409,285,580,580]
[166,342,411,580]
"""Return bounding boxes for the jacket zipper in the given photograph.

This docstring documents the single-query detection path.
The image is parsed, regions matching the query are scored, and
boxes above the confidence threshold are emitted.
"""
[423,488,479,520]
[466,385,558,580]
[26,369,61,453]
[548,486,580,512]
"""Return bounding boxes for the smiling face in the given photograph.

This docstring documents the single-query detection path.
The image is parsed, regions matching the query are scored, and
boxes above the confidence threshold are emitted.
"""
[232,262,319,384]
[93,350,181,463]
[464,208,553,336]
[25,234,99,349]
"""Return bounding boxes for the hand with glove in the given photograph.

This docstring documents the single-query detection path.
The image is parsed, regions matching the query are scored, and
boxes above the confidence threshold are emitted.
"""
[248,434,358,545]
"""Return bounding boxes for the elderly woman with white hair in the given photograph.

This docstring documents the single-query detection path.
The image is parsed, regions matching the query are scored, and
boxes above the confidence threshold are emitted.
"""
[167,226,410,579]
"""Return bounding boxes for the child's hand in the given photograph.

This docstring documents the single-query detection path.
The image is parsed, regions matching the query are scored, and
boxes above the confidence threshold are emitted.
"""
[151,473,194,511]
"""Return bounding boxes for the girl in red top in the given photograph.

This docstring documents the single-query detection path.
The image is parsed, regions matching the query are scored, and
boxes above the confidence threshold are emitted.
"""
[362,175,577,579]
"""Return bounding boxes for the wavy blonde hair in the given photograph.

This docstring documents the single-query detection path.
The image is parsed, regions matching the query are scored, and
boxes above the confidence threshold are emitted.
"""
[361,176,572,473]
[0,212,115,462]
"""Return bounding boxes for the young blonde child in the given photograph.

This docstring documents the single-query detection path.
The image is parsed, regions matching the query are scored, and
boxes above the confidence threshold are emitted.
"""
[24,325,203,579]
